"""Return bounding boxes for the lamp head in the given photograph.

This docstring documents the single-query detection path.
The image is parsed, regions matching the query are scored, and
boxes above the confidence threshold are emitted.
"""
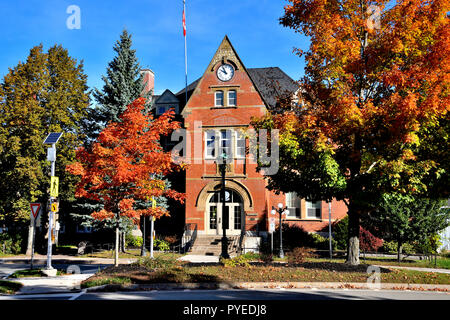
[278,203,283,209]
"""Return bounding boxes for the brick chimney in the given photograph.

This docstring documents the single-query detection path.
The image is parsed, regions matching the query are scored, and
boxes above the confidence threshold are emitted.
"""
[140,68,155,97]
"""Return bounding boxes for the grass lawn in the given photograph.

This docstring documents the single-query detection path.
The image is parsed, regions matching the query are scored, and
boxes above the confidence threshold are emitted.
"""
[81,257,450,288]
[307,256,450,270]
[9,268,68,278]
[0,280,23,294]
[79,249,185,260]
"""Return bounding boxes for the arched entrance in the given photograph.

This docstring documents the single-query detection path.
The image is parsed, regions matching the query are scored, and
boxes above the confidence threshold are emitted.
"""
[206,189,244,235]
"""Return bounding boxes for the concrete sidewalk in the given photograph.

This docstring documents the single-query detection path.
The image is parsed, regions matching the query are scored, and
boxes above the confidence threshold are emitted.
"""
[373,265,450,274]
[12,274,94,294]
[0,254,138,265]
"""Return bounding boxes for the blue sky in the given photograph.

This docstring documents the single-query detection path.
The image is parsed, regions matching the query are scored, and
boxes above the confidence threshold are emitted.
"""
[0,0,308,96]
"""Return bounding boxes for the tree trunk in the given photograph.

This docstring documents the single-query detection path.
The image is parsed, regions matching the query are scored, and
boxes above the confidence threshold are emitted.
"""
[140,215,146,256]
[114,226,119,267]
[26,224,34,256]
[397,242,403,262]
[121,231,126,253]
[346,207,360,265]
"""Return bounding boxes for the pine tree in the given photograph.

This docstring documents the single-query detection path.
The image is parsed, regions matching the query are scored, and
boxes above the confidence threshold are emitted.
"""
[89,29,150,140]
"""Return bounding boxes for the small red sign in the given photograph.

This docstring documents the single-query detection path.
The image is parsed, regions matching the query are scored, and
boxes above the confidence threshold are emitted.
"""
[30,203,41,219]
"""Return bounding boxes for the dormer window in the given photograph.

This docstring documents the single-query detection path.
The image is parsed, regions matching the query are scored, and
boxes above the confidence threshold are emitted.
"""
[215,91,224,107]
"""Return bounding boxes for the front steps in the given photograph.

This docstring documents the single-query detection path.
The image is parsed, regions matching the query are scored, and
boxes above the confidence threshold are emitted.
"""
[188,235,240,257]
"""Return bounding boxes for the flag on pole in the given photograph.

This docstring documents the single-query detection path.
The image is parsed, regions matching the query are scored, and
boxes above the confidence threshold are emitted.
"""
[182,1,186,36]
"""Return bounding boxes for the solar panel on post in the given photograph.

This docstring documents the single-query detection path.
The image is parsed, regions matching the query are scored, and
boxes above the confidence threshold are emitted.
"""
[43,132,63,145]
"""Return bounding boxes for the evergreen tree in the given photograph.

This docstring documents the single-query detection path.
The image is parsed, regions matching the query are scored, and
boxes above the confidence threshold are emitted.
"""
[89,29,150,140]
[75,29,154,250]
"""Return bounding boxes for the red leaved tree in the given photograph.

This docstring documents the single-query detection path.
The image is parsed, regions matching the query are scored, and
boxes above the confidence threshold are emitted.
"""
[66,97,185,265]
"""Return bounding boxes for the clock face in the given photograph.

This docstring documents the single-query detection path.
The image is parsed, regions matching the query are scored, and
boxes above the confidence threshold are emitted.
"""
[216,63,234,82]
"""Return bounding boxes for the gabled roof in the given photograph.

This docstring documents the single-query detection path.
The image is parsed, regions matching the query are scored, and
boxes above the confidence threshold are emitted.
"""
[247,67,299,111]
[155,89,179,104]
[176,67,298,112]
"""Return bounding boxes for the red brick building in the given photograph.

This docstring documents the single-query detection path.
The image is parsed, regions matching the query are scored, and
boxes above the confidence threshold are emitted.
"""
[156,36,348,252]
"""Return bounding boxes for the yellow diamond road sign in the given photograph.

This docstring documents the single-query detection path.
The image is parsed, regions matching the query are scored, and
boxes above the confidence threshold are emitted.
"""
[50,176,59,197]
[51,202,58,212]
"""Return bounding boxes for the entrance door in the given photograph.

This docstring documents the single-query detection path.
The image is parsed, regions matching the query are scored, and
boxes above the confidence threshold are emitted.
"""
[207,189,244,235]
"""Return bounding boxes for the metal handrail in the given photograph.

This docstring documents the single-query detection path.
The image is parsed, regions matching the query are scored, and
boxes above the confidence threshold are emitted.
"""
[181,223,197,253]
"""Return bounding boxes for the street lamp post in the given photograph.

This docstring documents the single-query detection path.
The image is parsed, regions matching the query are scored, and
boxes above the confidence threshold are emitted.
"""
[272,203,287,259]
[219,152,229,259]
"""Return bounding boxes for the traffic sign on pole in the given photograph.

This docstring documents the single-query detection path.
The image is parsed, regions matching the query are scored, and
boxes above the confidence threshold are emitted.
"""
[50,176,59,197]
[30,203,41,220]
[51,202,58,212]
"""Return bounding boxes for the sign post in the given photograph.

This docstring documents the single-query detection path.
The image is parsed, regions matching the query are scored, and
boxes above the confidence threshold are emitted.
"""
[269,216,275,254]
[43,132,62,275]
[29,203,41,270]
[150,197,156,258]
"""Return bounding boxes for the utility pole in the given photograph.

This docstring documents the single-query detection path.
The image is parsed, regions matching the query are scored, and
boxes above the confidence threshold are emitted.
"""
[328,201,333,259]
[219,152,229,259]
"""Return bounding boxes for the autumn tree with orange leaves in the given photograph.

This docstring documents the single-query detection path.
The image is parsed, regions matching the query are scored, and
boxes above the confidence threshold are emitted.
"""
[252,0,449,265]
[66,98,185,266]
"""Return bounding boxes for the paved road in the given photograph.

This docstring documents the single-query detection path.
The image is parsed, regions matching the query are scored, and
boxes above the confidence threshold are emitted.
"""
[1,288,449,300]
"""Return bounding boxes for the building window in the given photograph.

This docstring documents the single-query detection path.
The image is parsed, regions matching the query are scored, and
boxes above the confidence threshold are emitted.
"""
[209,205,217,229]
[215,91,224,106]
[205,130,216,158]
[76,225,92,233]
[285,192,301,218]
[235,131,246,158]
[228,90,237,106]
[219,130,232,157]
[234,206,242,230]
[306,201,321,219]
[205,129,246,159]
[156,105,176,115]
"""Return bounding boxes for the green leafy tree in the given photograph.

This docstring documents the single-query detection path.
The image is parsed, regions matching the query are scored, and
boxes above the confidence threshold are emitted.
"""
[0,45,89,236]
[252,0,449,265]
[365,194,450,261]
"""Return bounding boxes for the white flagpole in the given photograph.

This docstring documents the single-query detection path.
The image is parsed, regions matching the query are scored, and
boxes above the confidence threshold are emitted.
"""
[184,0,188,104]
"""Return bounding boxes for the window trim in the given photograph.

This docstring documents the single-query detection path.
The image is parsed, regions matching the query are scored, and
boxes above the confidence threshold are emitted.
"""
[306,200,322,219]
[204,130,217,159]
[228,90,237,106]
[234,131,246,159]
[215,91,224,107]
[285,192,301,219]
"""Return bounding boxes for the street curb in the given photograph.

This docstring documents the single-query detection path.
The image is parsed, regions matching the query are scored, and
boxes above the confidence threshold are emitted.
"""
[84,281,450,293]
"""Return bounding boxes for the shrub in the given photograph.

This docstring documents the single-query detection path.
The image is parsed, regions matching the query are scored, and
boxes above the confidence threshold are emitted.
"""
[125,234,143,248]
[287,247,314,264]
[359,226,383,252]
[134,254,181,270]
[154,239,170,252]
[0,233,23,254]
[220,255,250,267]
[163,235,178,245]
[414,234,442,255]
[382,241,415,254]
[239,252,260,261]
[260,252,273,263]
[310,233,337,251]
[332,216,348,250]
